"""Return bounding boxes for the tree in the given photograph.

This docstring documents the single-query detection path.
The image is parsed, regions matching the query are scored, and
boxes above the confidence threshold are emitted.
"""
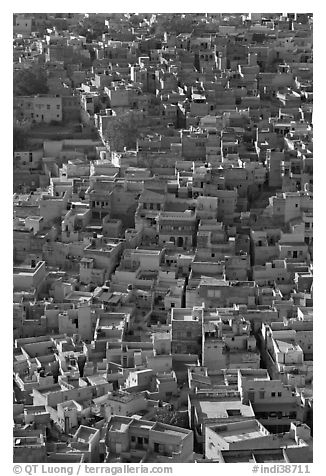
[154,408,189,429]
[13,124,29,151]
[160,17,193,35]
[102,113,140,152]
[14,66,49,96]
[74,18,107,42]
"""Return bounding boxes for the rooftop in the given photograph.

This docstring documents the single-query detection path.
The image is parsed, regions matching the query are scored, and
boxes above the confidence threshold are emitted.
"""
[211,419,268,443]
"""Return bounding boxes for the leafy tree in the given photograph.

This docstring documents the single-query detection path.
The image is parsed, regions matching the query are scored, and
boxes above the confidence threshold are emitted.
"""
[14,66,49,96]
[154,407,189,429]
[13,124,29,151]
[74,19,107,42]
[161,17,193,35]
[102,113,140,152]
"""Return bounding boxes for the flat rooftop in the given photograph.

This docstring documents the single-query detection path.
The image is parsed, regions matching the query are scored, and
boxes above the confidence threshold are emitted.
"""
[220,427,265,443]
[13,261,44,275]
[275,340,302,353]
[198,400,254,420]
[152,422,191,437]
[223,449,286,463]
[108,417,132,432]
[74,425,98,442]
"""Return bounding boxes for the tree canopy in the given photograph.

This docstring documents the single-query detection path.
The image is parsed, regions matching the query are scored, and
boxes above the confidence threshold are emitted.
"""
[102,113,140,152]
[154,408,189,428]
[160,17,193,35]
[14,66,49,96]
[13,124,29,152]
[74,19,107,42]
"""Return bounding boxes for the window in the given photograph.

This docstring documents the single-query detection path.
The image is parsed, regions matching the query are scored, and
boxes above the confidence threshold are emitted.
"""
[248,391,255,402]
[278,392,282,397]
[271,392,276,397]
[47,104,50,110]
[226,409,241,416]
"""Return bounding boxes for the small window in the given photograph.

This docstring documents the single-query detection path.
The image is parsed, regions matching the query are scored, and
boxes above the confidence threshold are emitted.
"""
[226,409,241,416]
[271,392,276,397]
[278,392,282,397]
